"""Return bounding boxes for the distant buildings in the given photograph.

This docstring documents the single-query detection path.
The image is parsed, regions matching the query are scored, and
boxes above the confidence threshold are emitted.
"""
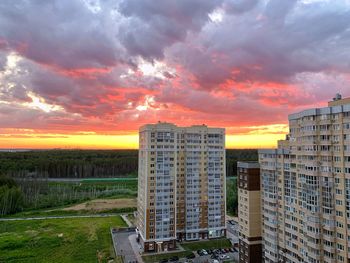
[136,123,226,252]
[237,161,262,263]
[258,94,350,262]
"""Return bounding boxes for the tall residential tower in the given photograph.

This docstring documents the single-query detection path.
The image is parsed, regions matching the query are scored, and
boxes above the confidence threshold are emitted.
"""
[136,123,226,252]
[259,94,350,263]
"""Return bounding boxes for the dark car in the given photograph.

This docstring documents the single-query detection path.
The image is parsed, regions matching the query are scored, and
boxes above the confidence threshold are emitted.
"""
[229,248,234,252]
[169,256,179,262]
[207,249,213,254]
[186,253,196,259]
[159,259,168,263]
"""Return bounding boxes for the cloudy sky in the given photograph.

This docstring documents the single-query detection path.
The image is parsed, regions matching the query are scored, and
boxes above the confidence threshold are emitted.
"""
[0,0,350,149]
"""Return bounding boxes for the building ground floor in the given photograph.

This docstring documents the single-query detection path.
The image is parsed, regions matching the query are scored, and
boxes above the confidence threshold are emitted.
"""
[139,228,227,252]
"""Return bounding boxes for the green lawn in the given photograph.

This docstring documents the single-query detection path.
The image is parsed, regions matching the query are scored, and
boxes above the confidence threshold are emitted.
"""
[2,206,136,219]
[142,251,193,263]
[180,238,232,251]
[0,216,126,263]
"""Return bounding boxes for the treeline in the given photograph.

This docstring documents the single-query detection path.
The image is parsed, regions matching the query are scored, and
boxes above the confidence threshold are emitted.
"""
[0,150,138,178]
[0,149,258,179]
[0,175,24,216]
[226,149,258,177]
[0,175,138,216]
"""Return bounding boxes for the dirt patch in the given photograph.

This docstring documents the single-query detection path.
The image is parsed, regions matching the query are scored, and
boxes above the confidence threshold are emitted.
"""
[63,198,136,211]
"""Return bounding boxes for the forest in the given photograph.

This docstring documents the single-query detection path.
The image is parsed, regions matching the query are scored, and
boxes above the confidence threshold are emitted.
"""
[0,149,258,216]
[0,150,138,178]
[0,149,257,178]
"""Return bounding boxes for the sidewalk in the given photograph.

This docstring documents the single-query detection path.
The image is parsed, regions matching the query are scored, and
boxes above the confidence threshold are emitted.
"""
[129,233,144,263]
[121,214,133,227]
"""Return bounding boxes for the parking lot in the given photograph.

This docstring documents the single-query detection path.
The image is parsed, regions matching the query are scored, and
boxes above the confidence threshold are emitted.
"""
[190,248,238,263]
[112,228,141,263]
[150,248,238,263]
[112,220,239,263]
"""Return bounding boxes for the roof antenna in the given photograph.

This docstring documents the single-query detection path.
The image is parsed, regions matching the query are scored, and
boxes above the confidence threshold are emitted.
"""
[333,93,342,101]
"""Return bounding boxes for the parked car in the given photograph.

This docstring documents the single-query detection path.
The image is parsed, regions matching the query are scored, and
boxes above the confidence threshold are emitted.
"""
[169,256,179,262]
[212,260,219,263]
[213,249,221,254]
[201,249,208,255]
[186,253,196,259]
[229,247,234,252]
[159,259,168,263]
[197,249,204,256]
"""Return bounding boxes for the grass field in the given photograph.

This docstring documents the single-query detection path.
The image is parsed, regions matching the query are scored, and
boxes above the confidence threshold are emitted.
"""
[180,238,232,251]
[2,197,137,219]
[62,198,136,211]
[142,251,193,263]
[0,178,138,218]
[0,216,126,263]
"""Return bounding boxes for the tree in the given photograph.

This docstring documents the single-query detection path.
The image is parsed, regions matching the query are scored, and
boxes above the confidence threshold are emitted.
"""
[0,175,24,215]
[226,178,238,216]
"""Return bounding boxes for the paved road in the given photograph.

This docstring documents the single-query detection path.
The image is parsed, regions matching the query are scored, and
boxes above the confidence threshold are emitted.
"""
[226,222,239,243]
[0,214,119,221]
[129,233,143,262]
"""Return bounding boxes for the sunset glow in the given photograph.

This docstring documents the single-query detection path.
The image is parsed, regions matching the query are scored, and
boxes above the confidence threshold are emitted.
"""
[1,0,349,149]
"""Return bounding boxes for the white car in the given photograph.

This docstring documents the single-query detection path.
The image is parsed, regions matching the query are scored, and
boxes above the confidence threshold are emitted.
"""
[200,249,208,255]
[212,260,219,263]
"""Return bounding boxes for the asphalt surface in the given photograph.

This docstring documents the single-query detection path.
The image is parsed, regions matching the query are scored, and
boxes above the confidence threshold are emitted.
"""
[112,230,140,263]
[112,220,240,263]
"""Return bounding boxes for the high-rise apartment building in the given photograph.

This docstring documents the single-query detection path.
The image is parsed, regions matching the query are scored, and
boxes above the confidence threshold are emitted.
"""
[136,123,226,252]
[259,94,350,263]
[237,161,262,263]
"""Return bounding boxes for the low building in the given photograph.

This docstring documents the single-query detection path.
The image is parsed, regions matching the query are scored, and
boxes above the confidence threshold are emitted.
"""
[237,161,262,263]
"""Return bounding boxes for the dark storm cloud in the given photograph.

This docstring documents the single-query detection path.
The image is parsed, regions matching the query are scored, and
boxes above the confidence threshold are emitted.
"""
[223,0,259,14]
[1,0,350,134]
[0,52,7,71]
[0,0,120,70]
[117,0,223,59]
[168,0,350,89]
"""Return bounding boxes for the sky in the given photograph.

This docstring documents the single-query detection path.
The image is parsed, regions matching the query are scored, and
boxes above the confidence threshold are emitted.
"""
[0,0,350,149]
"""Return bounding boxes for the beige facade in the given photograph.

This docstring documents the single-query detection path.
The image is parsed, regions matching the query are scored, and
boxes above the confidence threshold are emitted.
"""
[259,95,350,263]
[238,162,262,263]
[136,123,226,252]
